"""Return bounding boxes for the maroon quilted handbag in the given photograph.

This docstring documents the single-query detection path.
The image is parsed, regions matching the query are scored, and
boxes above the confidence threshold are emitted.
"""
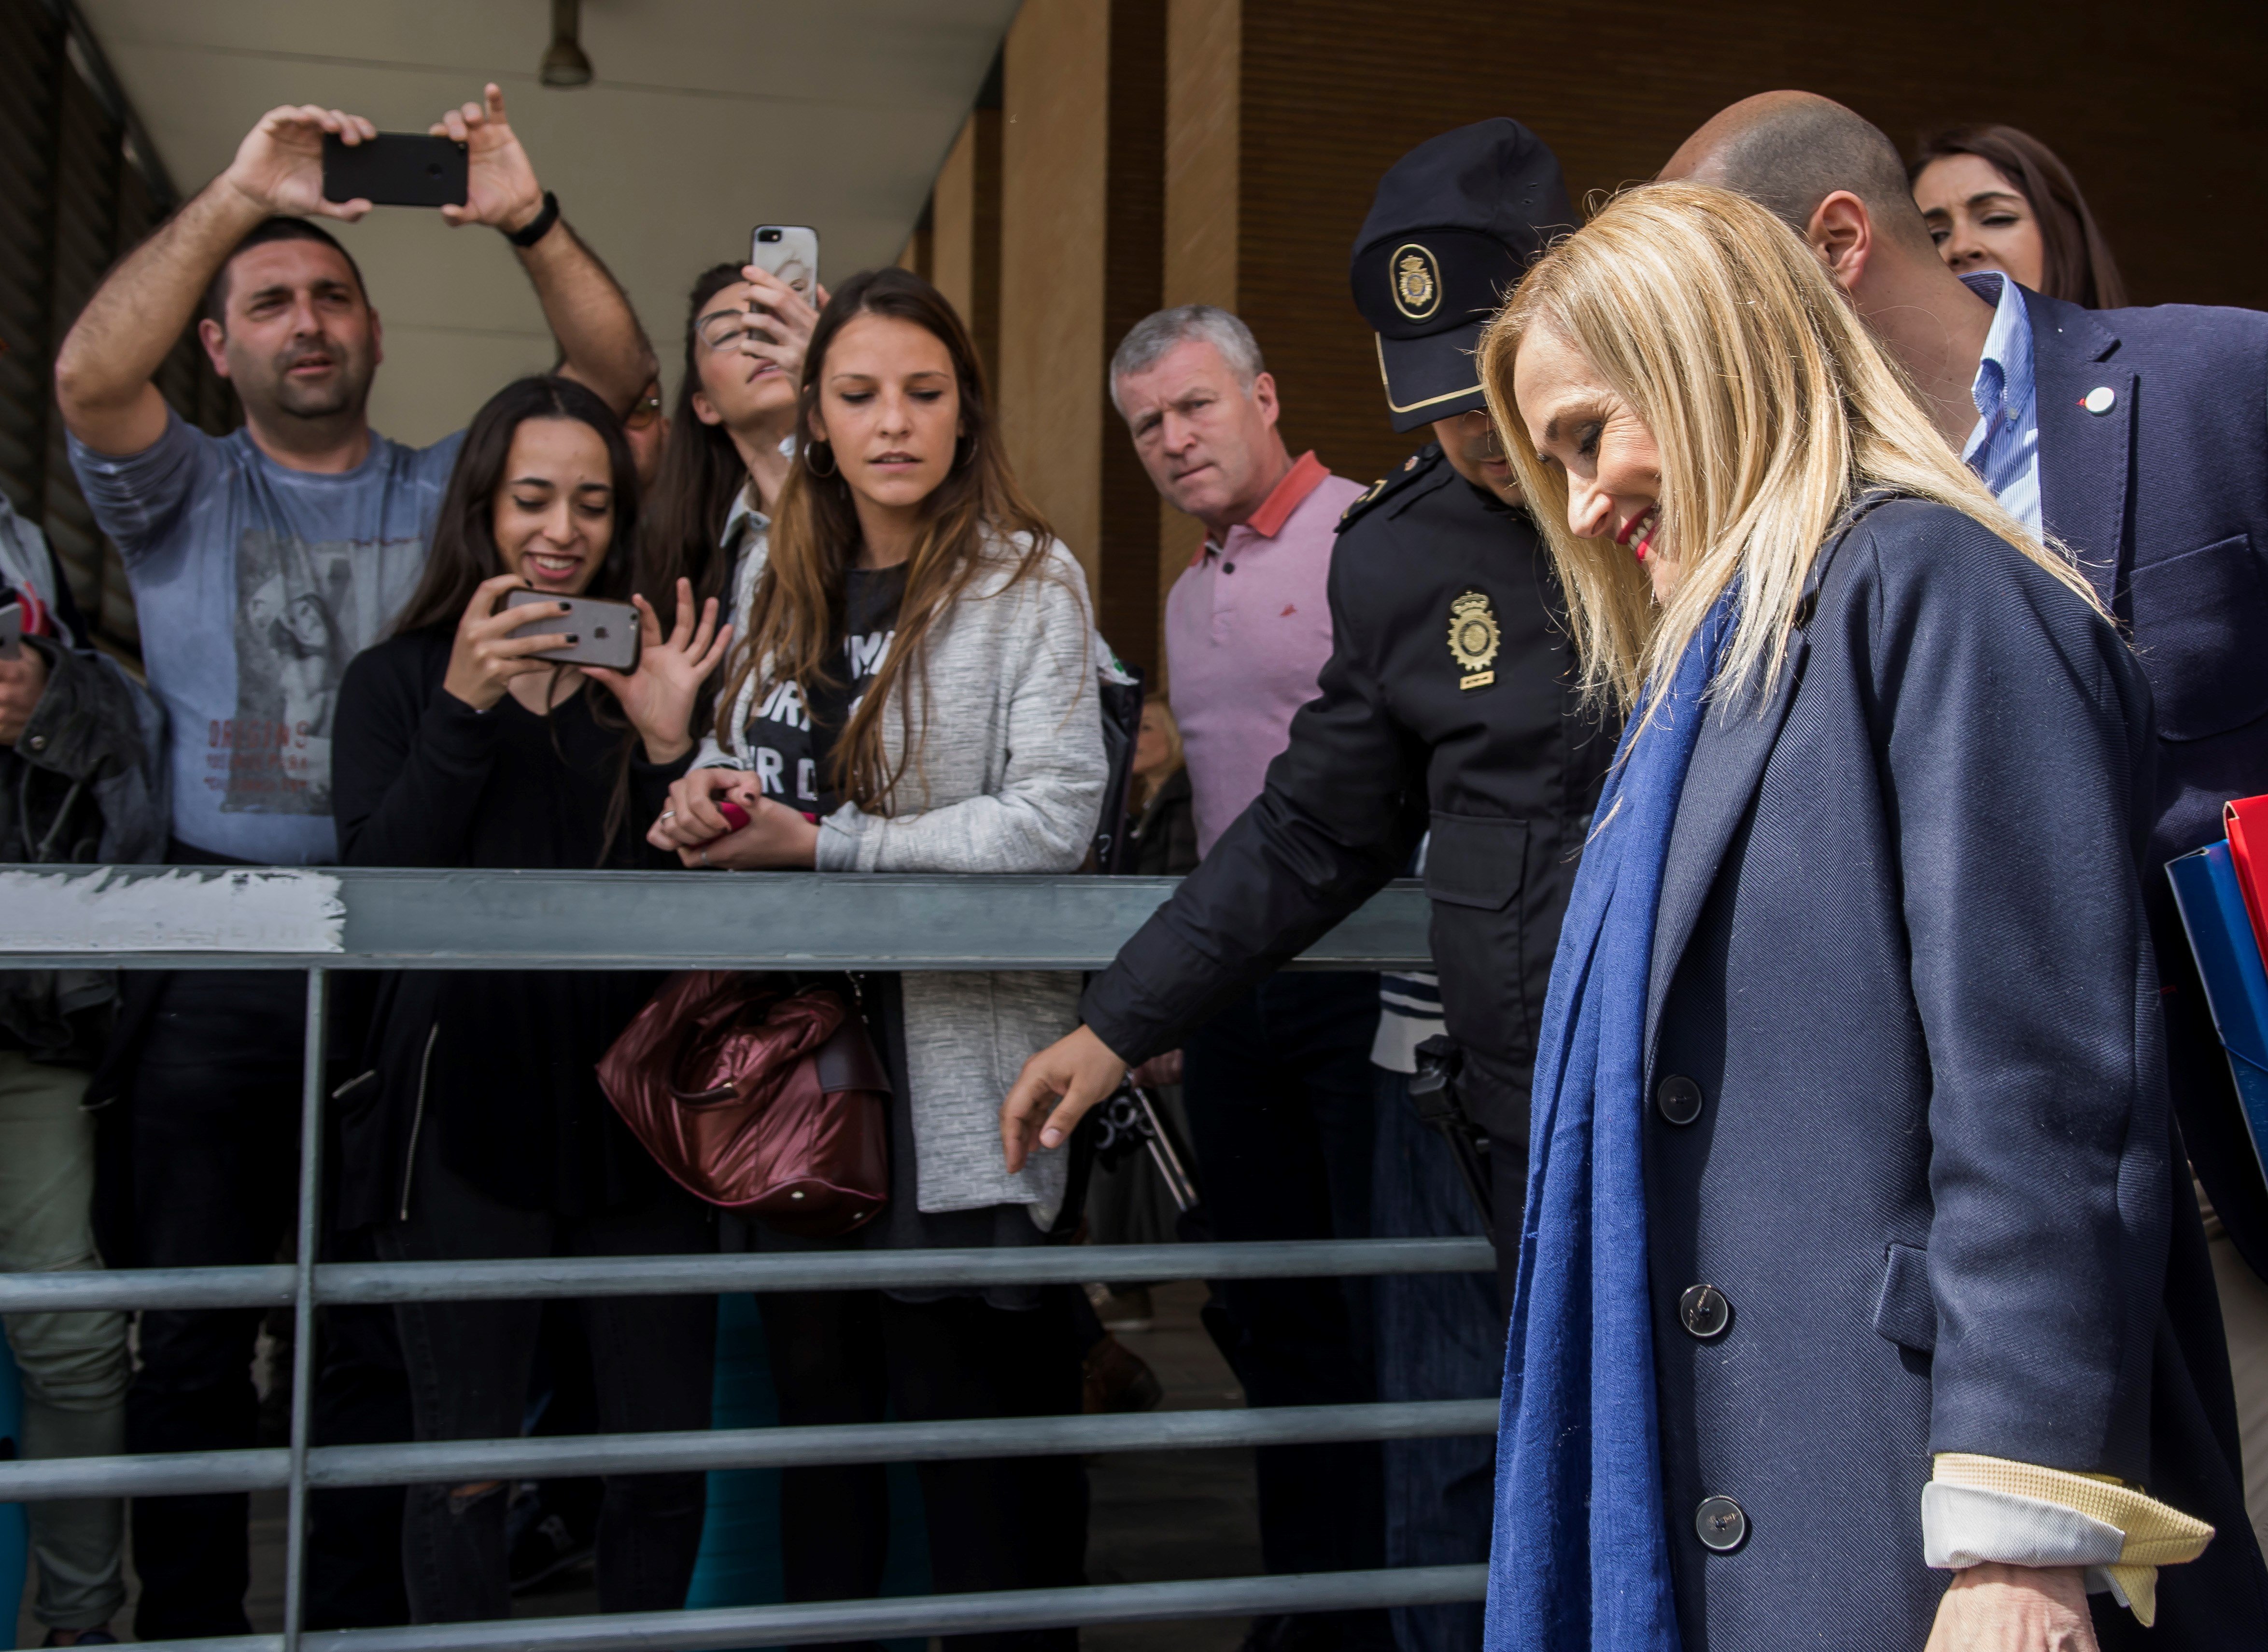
[597,972,888,1236]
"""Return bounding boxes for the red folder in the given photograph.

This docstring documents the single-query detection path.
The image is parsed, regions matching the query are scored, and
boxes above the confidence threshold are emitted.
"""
[2228,796,2268,962]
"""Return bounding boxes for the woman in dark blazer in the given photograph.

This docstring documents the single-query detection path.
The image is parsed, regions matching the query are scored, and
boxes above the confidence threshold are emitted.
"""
[1471,182,2266,1652]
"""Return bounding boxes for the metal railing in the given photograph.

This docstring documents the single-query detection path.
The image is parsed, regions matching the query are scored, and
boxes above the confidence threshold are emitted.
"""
[0,867,1493,1651]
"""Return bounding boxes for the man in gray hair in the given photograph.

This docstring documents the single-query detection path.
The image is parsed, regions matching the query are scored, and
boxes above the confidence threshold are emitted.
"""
[1100,306,1392,1652]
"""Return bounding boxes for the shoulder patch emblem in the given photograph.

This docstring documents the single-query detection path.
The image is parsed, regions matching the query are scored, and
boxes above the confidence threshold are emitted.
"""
[1338,477,1389,530]
[1447,588,1501,690]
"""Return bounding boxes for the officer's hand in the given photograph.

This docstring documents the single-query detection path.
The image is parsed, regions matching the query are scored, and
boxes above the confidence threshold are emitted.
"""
[1001,1025,1128,1173]
[1923,1564,2096,1652]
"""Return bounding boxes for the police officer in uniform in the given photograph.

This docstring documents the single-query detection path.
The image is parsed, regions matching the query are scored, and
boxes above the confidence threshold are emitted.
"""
[1007,126,1606,1646]
[1006,115,1606,1293]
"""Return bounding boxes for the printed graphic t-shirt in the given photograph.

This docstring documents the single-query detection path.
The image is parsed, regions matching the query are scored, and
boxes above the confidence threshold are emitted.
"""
[740,565,905,817]
[70,411,464,864]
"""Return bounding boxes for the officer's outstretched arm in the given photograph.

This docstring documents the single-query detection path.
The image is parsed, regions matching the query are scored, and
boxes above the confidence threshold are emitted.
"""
[1001,1024,1128,1172]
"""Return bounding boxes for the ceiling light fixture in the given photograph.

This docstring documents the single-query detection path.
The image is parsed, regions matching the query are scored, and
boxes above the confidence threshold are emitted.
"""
[539,0,593,87]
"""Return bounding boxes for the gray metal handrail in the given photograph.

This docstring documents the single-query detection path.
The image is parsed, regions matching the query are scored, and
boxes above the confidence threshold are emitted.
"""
[0,1236,1496,1315]
[0,1399,1500,1501]
[117,1565,1493,1652]
[0,866,1467,1651]
[0,866,1428,969]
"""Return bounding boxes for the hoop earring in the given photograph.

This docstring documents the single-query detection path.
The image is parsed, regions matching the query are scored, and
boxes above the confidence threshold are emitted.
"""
[805,440,838,478]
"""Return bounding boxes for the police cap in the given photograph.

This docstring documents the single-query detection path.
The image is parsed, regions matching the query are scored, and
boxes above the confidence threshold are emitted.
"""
[1350,119,1575,433]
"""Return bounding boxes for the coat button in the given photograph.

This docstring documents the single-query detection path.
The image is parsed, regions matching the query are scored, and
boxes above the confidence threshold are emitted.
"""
[1695,1495,1748,1553]
[26,734,45,752]
[1679,1283,1732,1340]
[1654,1074,1702,1126]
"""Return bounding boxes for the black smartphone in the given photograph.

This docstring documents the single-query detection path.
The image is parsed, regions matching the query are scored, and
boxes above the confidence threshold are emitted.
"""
[503,589,641,673]
[322,133,468,209]
[0,601,20,662]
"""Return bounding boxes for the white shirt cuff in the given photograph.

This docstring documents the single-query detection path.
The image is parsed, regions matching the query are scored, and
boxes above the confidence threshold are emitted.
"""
[1921,1481,2125,1592]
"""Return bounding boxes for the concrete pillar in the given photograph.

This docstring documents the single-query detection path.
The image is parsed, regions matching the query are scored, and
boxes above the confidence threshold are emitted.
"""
[999,0,1112,592]
[930,103,1002,382]
[1151,0,1241,676]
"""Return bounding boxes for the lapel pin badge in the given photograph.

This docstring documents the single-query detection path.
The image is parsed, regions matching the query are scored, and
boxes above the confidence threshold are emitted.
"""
[2082,385,2117,415]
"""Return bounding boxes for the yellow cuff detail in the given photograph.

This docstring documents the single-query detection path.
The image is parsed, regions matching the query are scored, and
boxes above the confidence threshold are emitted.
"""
[1932,1453,2214,1627]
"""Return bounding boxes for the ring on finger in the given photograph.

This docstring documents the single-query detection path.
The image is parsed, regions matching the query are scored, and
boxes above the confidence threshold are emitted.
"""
[698,848,711,868]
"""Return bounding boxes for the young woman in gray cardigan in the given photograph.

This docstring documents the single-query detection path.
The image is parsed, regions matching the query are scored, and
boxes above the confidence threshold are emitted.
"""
[648,267,1104,1631]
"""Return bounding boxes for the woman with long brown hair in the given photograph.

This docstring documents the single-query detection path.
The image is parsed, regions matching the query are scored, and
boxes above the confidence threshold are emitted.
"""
[1909,124,2127,308]
[333,375,733,1625]
[637,260,825,629]
[649,266,1105,1637]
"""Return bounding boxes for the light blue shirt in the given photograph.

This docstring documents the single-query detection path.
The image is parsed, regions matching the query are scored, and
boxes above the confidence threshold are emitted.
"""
[1960,271,2041,536]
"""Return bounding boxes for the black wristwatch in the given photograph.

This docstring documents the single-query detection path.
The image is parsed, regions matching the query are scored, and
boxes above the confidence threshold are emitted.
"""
[505,190,561,248]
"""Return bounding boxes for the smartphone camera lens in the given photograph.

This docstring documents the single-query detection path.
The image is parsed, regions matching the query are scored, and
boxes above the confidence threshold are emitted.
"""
[759,229,781,243]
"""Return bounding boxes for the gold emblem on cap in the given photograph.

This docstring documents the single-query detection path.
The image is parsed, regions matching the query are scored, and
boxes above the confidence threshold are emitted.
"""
[1448,588,1500,689]
[1391,243,1441,322]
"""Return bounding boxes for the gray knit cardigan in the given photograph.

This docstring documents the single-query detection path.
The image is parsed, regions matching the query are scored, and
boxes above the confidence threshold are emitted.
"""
[691,529,1106,1224]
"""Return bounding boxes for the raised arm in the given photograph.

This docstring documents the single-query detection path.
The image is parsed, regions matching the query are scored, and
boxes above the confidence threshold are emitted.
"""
[54,103,377,456]
[437,86,656,414]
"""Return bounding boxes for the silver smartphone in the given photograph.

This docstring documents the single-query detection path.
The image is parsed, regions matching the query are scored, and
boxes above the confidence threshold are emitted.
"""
[503,589,640,673]
[751,224,820,304]
[0,601,21,662]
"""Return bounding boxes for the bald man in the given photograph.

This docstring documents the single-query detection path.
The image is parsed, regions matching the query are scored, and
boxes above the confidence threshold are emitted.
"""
[1665,91,2268,1652]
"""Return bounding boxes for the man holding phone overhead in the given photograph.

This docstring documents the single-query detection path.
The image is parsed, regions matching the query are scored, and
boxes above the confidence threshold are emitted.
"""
[51,85,655,1642]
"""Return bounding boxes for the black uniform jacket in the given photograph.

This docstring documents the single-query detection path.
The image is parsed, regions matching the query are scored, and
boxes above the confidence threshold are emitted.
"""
[1640,497,2267,1648]
[1082,444,1612,1142]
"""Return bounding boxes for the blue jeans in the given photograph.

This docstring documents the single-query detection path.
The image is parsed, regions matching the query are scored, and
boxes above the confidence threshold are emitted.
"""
[1372,1066,1502,1652]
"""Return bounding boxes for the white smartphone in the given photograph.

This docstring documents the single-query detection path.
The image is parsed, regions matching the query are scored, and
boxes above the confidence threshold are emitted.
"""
[750,225,820,305]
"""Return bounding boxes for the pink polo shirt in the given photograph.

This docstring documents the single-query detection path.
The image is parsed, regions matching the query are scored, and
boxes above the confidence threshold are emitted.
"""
[1164,450,1364,856]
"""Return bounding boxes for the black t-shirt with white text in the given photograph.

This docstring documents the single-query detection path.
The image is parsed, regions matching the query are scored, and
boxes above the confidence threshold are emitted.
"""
[742,566,905,817]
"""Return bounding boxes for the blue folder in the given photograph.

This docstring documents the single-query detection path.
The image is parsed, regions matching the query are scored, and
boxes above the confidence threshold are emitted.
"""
[2166,841,2268,1182]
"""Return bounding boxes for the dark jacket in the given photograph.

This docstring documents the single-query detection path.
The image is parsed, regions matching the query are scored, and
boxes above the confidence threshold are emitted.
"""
[2026,287,2268,1281]
[1639,497,2266,1649]
[1128,767,1198,877]
[0,502,167,1064]
[1082,445,1611,1141]
[331,627,684,1229]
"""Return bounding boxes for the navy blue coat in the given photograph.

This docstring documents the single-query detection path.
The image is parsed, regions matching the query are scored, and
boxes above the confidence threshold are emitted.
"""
[2029,288,2268,1276]
[1640,497,2268,1648]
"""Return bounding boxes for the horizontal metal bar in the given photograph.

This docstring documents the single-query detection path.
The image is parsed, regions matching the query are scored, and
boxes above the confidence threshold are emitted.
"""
[0,1238,1496,1315]
[0,865,1430,970]
[0,1262,300,1314]
[119,1565,1491,1652]
[0,1399,1500,1501]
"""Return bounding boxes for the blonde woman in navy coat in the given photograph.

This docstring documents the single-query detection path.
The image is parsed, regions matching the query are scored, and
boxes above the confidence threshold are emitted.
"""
[1473,182,2266,1652]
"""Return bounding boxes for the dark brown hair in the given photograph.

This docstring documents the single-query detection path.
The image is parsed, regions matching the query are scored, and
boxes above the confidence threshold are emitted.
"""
[714,266,1058,812]
[203,217,370,328]
[393,375,640,634]
[1910,125,2127,309]
[390,375,645,856]
[638,262,756,633]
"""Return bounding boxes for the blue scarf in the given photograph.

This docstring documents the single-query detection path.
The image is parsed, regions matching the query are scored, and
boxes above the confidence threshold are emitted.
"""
[1485,590,1736,1652]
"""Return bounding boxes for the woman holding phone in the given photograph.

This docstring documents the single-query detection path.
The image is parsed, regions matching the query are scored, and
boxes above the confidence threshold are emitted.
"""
[332,374,732,1626]
[639,261,825,632]
[648,266,1106,1638]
